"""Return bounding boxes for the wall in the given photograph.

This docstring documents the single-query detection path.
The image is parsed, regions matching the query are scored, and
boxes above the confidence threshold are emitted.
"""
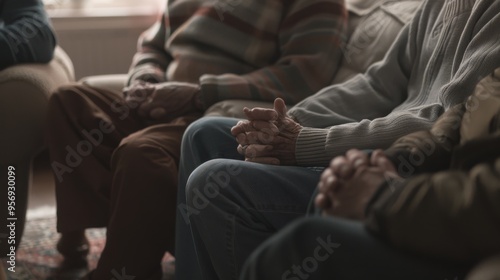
[48,2,160,80]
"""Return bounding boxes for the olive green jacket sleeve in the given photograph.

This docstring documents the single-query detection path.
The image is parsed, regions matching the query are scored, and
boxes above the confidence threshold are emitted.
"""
[364,71,500,262]
[365,141,500,263]
[382,104,465,177]
[365,68,500,263]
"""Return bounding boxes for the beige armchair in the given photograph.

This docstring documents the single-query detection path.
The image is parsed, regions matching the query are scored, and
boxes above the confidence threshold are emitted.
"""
[0,46,74,254]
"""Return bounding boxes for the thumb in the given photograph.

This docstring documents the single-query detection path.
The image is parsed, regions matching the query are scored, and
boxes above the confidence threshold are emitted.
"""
[274,98,288,119]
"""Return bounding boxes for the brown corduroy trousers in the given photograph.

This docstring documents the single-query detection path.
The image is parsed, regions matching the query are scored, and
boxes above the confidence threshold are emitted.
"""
[46,84,200,280]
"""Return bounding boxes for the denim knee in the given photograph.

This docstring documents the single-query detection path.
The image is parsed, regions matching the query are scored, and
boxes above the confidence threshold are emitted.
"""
[183,117,231,146]
[182,159,243,222]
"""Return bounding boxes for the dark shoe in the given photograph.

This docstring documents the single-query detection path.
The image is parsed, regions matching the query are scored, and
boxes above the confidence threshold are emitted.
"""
[57,230,90,269]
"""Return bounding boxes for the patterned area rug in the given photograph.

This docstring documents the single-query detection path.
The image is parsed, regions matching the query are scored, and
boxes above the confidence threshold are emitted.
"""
[2,217,175,280]
[1,217,106,280]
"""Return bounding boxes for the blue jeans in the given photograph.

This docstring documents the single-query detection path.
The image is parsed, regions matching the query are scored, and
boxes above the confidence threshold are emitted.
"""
[175,117,324,280]
[175,117,243,280]
[240,217,468,280]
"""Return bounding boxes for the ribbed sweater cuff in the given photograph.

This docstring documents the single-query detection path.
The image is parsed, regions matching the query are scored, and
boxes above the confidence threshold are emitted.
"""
[127,65,166,86]
[295,128,332,166]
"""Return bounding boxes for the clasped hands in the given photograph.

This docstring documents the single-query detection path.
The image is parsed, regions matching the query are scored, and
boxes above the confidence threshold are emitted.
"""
[315,149,401,220]
[123,81,203,122]
[232,98,401,220]
[231,98,303,166]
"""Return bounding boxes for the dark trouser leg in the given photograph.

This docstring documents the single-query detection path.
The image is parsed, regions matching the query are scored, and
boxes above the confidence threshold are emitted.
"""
[186,159,323,280]
[241,217,468,280]
[46,85,144,267]
[175,117,242,280]
[47,84,144,232]
[466,255,500,280]
[91,114,200,280]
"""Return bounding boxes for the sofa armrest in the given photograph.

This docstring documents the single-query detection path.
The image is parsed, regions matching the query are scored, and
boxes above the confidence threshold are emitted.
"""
[80,74,128,92]
[204,100,274,119]
[0,46,74,97]
[0,46,75,162]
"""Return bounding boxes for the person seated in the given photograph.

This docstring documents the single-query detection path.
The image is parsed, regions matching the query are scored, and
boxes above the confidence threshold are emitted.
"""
[239,67,500,280]
[177,0,500,279]
[174,0,427,277]
[46,0,347,279]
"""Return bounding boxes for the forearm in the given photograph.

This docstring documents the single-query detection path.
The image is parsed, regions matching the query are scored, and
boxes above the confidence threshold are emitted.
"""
[365,159,500,263]
[0,0,55,68]
[294,110,437,167]
[383,104,465,176]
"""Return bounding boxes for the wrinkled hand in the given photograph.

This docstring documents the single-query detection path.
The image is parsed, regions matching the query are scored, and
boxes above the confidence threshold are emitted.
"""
[123,81,202,121]
[122,80,154,110]
[231,98,303,165]
[315,149,399,220]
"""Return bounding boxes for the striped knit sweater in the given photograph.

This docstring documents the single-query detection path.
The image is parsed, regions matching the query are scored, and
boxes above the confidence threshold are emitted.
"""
[289,0,500,166]
[127,0,347,109]
[0,0,56,69]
